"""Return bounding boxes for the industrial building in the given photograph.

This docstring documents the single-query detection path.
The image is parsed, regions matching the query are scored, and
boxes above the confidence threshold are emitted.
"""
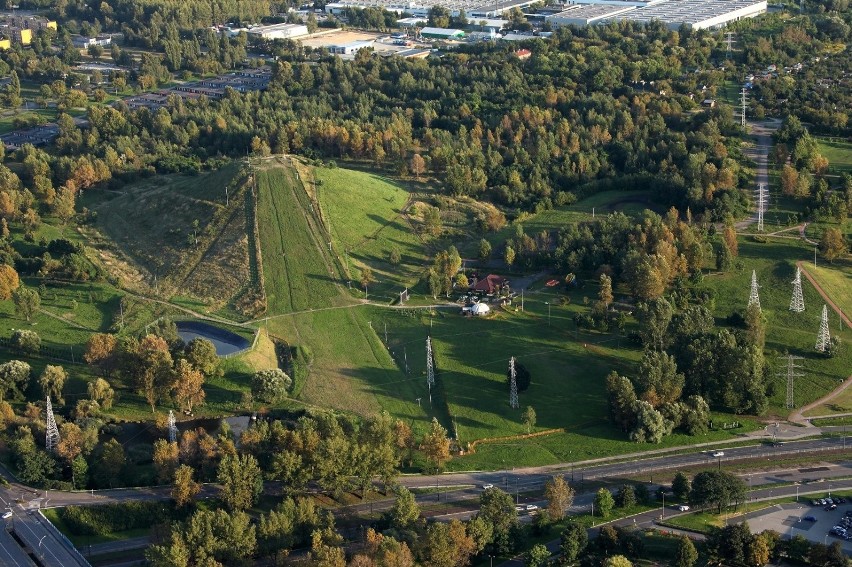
[246,23,309,40]
[71,34,112,48]
[547,4,635,26]
[325,0,538,19]
[563,0,667,7]
[328,39,375,54]
[612,0,767,29]
[420,26,465,39]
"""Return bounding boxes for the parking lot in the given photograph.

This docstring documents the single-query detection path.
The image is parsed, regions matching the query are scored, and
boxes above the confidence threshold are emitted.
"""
[745,497,852,551]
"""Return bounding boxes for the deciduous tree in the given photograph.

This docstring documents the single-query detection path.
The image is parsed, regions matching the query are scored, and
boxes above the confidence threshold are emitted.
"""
[544,475,574,521]
[672,471,691,501]
[153,439,179,484]
[39,365,67,405]
[0,264,21,300]
[13,287,39,322]
[217,453,262,511]
[820,228,848,263]
[84,333,117,377]
[173,359,205,413]
[421,418,451,471]
[521,405,536,433]
[87,377,115,409]
[594,488,615,518]
[251,368,291,403]
[172,464,201,507]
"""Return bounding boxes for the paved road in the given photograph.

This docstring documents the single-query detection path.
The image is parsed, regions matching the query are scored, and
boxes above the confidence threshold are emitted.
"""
[0,526,35,567]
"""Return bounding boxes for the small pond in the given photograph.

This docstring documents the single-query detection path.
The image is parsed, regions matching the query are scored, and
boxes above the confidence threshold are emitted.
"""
[176,320,250,356]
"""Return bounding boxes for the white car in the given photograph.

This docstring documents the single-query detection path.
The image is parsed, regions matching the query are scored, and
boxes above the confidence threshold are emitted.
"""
[525,504,539,512]
[515,505,525,512]
[482,484,494,490]
[2,511,12,519]
[678,505,690,512]
[712,451,725,457]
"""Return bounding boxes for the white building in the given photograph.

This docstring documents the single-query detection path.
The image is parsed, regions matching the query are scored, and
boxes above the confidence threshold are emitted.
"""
[612,0,767,29]
[246,23,309,40]
[325,0,537,19]
[328,39,375,54]
[562,0,667,7]
[71,34,112,48]
[547,4,635,26]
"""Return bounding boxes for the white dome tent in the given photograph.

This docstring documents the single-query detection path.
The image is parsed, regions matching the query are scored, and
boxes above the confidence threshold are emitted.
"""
[471,302,491,316]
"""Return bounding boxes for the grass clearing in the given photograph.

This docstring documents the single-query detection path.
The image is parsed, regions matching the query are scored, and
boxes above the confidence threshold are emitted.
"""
[806,263,852,317]
[817,138,852,175]
[313,165,427,302]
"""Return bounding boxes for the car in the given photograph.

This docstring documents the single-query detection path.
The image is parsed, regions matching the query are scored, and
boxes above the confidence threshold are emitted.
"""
[515,505,525,512]
[482,484,494,490]
[820,499,828,505]
[678,505,690,512]
[1,511,11,520]
[802,516,817,522]
[839,497,847,504]
[813,499,821,506]
[712,451,725,457]
[826,504,837,511]
[525,504,539,512]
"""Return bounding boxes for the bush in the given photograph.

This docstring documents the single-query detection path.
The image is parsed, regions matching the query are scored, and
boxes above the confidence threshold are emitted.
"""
[58,502,177,536]
[251,369,292,403]
[10,329,40,354]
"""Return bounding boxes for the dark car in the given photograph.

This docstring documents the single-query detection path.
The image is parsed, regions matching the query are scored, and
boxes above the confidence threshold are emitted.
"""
[839,498,847,504]
[803,516,817,522]
[826,504,838,511]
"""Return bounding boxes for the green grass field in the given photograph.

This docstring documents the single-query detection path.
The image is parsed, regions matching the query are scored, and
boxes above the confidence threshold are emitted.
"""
[817,138,852,175]
[313,166,427,302]
[807,263,852,318]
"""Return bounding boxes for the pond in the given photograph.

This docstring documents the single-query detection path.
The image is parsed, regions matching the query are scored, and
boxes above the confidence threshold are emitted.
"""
[176,320,250,356]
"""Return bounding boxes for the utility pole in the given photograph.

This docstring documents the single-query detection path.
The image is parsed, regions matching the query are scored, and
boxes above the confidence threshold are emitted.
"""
[509,357,519,409]
[756,183,766,232]
[45,397,60,453]
[816,305,831,352]
[740,87,748,128]
[426,336,435,389]
[748,270,761,311]
[777,355,804,409]
[790,267,805,312]
[725,32,735,61]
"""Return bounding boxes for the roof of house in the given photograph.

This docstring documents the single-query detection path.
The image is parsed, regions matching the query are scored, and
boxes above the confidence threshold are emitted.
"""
[472,302,491,314]
[472,274,508,293]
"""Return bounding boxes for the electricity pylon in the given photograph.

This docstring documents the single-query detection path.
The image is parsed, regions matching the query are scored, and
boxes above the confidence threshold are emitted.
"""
[45,396,60,453]
[816,305,831,352]
[777,355,804,409]
[426,336,435,389]
[168,410,178,443]
[748,270,761,311]
[509,357,519,409]
[790,267,805,312]
[740,87,748,127]
[756,183,766,232]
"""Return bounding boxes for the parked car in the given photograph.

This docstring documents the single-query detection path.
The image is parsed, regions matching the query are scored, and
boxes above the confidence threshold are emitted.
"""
[515,505,525,512]
[678,505,690,512]
[812,499,821,506]
[826,504,837,511]
[1,511,11,520]
[525,504,539,512]
[802,516,817,522]
[482,484,494,490]
[712,451,725,457]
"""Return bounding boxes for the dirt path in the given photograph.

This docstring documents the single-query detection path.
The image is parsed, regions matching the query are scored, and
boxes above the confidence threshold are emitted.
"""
[736,119,779,230]
[786,260,852,423]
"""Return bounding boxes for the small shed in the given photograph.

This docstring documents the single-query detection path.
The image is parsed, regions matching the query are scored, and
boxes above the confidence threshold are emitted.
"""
[471,302,491,316]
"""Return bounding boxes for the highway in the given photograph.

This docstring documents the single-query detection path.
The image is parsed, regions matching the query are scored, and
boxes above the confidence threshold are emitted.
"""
[1,434,851,563]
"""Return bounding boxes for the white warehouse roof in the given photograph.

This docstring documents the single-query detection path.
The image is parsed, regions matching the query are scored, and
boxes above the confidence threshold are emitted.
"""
[547,4,635,26]
[247,23,309,39]
[612,0,767,29]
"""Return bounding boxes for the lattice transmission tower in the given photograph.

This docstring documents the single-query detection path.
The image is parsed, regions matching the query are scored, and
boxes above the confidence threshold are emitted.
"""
[426,336,435,390]
[816,305,831,352]
[740,88,748,128]
[725,32,735,60]
[509,357,519,409]
[777,355,804,409]
[790,267,805,312]
[45,396,60,453]
[748,270,761,311]
[168,410,178,443]
[756,183,767,232]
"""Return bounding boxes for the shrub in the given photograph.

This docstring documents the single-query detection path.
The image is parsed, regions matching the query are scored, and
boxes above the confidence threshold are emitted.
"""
[10,329,40,354]
[251,369,292,403]
[58,502,177,536]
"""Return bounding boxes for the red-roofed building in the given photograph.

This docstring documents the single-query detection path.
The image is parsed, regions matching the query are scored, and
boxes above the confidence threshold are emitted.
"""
[471,274,509,294]
[515,49,532,59]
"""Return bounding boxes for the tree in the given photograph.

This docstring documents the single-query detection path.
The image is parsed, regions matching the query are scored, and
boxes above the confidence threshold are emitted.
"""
[525,544,551,567]
[544,475,574,521]
[152,439,179,484]
[744,302,766,350]
[388,486,420,530]
[820,228,848,263]
[674,535,698,567]
[11,329,40,354]
[84,333,117,377]
[422,206,442,236]
[629,400,666,443]
[616,484,636,508]
[636,298,673,351]
[53,186,76,225]
[747,532,771,567]
[672,471,691,501]
[507,361,532,392]
[173,359,206,414]
[780,165,799,196]
[3,71,21,108]
[599,273,614,308]
[636,350,684,406]
[56,422,85,464]
[173,464,201,507]
[95,438,125,488]
[560,520,588,564]
[594,488,615,518]
[87,378,114,409]
[478,487,518,554]
[605,556,633,567]
[606,372,638,432]
[0,360,31,400]
[504,245,516,267]
[71,455,88,489]
[420,519,476,567]
[147,509,256,566]
[410,153,426,178]
[361,266,375,296]
[184,338,220,378]
[389,247,402,265]
[722,226,738,258]
[13,287,40,322]
[251,368,291,403]
[39,365,67,405]
[135,335,175,413]
[479,239,492,262]
[217,453,263,511]
[421,417,450,471]
[522,405,536,433]
[0,264,21,300]
[690,470,747,514]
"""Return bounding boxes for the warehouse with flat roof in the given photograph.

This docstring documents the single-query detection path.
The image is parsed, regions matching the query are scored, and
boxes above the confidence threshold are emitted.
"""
[420,26,465,39]
[325,0,537,18]
[246,23,309,40]
[547,4,635,26]
[612,0,767,29]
